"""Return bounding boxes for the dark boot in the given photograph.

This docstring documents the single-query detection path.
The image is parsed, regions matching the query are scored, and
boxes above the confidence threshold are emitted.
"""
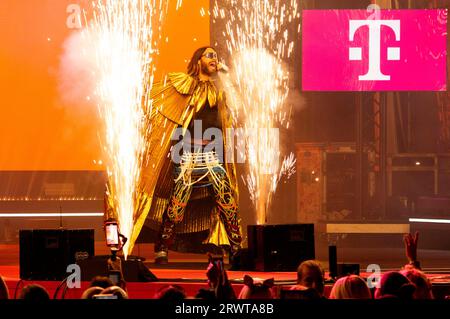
[228,244,241,270]
[154,249,168,264]
[154,220,175,264]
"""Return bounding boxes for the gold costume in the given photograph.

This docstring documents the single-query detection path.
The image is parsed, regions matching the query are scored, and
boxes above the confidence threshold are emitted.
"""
[124,72,241,254]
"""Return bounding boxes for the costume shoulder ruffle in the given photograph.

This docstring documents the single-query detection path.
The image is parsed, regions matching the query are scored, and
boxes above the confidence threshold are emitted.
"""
[168,72,197,95]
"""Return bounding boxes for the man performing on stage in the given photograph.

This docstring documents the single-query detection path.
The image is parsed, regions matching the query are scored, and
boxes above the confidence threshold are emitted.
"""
[136,47,242,264]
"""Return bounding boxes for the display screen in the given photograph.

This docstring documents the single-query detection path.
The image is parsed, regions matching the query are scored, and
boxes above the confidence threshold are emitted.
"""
[105,223,119,247]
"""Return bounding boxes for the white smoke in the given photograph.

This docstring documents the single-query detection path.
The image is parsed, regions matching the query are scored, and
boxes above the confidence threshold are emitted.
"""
[58,29,99,116]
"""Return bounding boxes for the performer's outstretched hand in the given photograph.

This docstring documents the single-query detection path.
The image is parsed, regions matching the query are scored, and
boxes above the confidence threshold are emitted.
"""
[217,62,229,73]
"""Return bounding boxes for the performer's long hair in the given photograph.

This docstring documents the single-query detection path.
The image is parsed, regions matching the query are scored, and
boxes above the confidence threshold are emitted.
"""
[187,46,212,77]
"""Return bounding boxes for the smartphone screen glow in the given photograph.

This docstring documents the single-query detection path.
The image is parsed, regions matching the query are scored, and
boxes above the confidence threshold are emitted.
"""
[106,223,119,246]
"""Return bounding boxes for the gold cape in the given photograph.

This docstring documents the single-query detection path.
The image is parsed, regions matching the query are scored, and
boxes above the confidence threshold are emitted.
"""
[107,72,239,255]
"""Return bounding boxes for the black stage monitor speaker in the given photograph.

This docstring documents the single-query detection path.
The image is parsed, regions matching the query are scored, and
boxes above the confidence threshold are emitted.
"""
[248,224,315,272]
[76,255,157,282]
[19,229,94,280]
[230,248,255,271]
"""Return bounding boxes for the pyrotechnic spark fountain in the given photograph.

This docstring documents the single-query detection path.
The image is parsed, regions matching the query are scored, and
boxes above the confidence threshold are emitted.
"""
[214,0,299,224]
[80,0,166,257]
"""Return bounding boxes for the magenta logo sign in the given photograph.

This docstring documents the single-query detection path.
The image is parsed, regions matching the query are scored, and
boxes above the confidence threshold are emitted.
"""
[302,9,448,91]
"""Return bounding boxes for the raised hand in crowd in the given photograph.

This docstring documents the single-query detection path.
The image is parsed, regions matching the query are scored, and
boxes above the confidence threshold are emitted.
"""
[403,231,420,269]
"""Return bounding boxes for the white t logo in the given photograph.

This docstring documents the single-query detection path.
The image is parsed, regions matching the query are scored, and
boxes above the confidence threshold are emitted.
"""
[349,20,401,81]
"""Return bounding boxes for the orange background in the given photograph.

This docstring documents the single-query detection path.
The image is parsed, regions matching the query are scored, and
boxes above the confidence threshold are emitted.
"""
[0,0,209,170]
